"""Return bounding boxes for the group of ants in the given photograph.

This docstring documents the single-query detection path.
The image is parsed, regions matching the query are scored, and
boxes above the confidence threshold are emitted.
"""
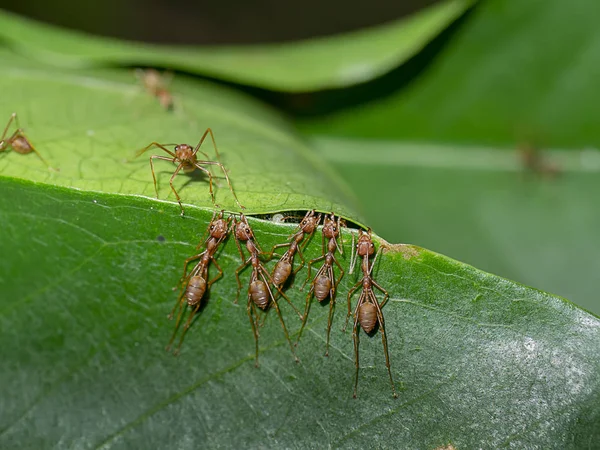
[1,69,397,398]
[169,210,398,399]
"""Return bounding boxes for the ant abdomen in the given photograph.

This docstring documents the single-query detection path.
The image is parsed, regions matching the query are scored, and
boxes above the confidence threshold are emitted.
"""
[184,275,207,306]
[314,275,332,302]
[250,280,269,310]
[272,260,292,286]
[11,136,33,154]
[359,303,378,333]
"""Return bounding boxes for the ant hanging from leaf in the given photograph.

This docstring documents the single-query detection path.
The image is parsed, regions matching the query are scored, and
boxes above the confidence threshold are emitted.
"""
[345,229,397,399]
[233,214,299,367]
[166,210,231,354]
[135,128,245,216]
[269,210,322,291]
[297,213,345,356]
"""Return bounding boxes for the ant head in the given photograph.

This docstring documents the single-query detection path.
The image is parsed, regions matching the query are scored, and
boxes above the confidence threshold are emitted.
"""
[174,144,193,159]
[210,217,229,239]
[235,215,253,241]
[322,213,339,239]
[140,68,160,84]
[300,210,320,233]
[357,229,375,257]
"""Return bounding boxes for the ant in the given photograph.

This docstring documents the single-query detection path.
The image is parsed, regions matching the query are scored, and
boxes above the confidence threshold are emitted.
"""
[135,128,245,216]
[297,213,345,356]
[269,209,321,292]
[0,113,55,170]
[233,214,299,367]
[344,229,397,399]
[135,68,174,111]
[518,143,561,179]
[166,210,231,354]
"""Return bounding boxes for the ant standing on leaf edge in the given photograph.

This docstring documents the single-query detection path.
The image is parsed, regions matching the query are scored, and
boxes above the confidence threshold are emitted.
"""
[345,228,398,399]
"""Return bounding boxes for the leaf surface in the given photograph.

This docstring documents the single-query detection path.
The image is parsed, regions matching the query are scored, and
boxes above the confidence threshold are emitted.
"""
[0,50,359,219]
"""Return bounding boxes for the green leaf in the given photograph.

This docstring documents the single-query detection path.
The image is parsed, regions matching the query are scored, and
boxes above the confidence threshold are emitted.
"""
[1,179,599,449]
[316,136,600,316]
[0,49,359,219]
[1,48,599,448]
[0,0,472,91]
[299,0,600,147]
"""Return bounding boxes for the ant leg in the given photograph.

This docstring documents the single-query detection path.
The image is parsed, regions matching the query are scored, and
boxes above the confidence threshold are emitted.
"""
[234,258,251,304]
[179,253,203,286]
[14,133,54,170]
[373,296,398,398]
[293,246,306,276]
[260,265,302,319]
[207,258,224,288]
[267,242,291,260]
[148,154,176,198]
[371,280,390,307]
[166,290,188,349]
[343,281,362,332]
[135,141,177,159]
[333,256,345,289]
[167,162,187,216]
[325,293,335,357]
[296,284,315,346]
[324,266,337,357]
[301,255,325,290]
[1,113,17,141]
[262,273,298,363]
[198,160,245,210]
[352,308,361,399]
[193,128,245,210]
[173,301,202,355]
[247,295,260,367]
[192,165,217,207]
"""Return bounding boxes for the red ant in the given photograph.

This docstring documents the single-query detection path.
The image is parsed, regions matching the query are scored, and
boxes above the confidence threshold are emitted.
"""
[233,214,298,367]
[518,143,561,179]
[269,210,322,291]
[166,210,230,354]
[297,213,345,356]
[135,128,245,216]
[345,229,397,399]
[0,113,55,170]
[135,68,174,111]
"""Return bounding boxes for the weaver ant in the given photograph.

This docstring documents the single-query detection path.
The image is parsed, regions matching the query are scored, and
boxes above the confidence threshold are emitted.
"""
[0,113,55,170]
[518,142,561,179]
[269,210,321,291]
[166,210,230,354]
[135,68,174,111]
[297,213,345,356]
[233,214,299,366]
[136,128,245,216]
[345,229,397,399]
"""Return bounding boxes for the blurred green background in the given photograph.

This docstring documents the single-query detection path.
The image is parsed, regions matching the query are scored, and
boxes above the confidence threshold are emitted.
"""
[1,0,598,316]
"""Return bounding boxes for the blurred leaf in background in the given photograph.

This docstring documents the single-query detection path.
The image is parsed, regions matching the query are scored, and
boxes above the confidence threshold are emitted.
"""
[0,0,472,91]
